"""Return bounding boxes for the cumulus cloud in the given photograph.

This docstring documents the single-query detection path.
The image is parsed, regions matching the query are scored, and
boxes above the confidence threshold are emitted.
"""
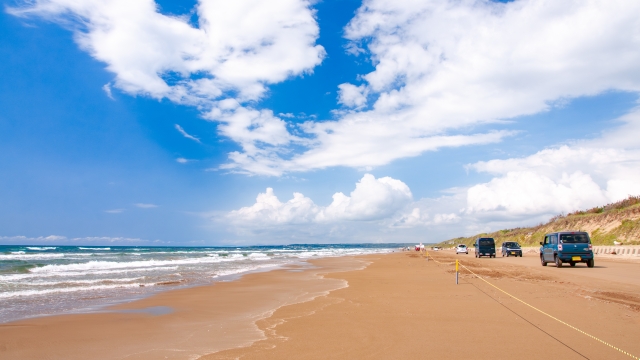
[222,179,474,243]
[227,174,412,225]
[467,170,608,216]
[464,108,640,220]
[337,83,368,108]
[222,109,640,241]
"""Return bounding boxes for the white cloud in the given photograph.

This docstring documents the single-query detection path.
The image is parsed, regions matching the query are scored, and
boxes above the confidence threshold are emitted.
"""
[222,178,475,243]
[337,83,368,108]
[102,83,114,99]
[9,0,324,164]
[464,108,640,220]
[105,209,124,214]
[176,157,190,164]
[134,203,158,209]
[433,213,460,225]
[222,0,640,175]
[227,174,412,226]
[466,170,608,216]
[319,174,412,221]
[228,188,319,225]
[14,0,640,176]
[175,124,201,143]
[222,109,640,242]
[10,0,324,103]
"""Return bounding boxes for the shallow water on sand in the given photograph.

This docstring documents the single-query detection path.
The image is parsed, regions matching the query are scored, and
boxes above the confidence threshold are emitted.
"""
[0,244,398,323]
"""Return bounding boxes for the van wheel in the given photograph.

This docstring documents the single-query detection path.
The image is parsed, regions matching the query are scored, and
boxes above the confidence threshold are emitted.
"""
[540,255,547,266]
[570,262,576,267]
[555,256,562,268]
[587,259,595,268]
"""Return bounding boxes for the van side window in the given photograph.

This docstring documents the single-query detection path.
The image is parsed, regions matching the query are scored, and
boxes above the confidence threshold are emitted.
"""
[551,235,558,244]
[543,236,549,245]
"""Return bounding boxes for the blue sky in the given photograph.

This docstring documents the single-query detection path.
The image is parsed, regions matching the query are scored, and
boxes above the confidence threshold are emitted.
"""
[2,0,640,245]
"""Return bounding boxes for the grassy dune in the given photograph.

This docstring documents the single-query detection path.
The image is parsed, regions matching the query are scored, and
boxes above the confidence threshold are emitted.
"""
[437,196,640,248]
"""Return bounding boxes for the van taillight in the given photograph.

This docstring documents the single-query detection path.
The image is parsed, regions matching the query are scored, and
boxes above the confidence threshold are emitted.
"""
[558,244,563,251]
[588,244,592,251]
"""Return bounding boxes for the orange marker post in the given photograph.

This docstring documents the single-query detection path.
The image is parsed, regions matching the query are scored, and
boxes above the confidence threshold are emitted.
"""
[455,259,459,285]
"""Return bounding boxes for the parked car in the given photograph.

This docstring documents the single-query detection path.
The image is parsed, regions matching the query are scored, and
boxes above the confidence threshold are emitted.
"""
[501,242,522,257]
[474,238,496,258]
[456,244,468,254]
[540,231,594,268]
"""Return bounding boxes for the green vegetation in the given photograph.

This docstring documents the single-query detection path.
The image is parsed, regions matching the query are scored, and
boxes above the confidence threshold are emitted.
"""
[436,195,640,248]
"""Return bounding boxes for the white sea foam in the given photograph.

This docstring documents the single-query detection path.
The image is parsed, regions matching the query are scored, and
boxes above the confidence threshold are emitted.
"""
[78,247,111,250]
[0,266,180,281]
[248,252,269,259]
[29,256,238,274]
[211,263,278,278]
[0,253,65,260]
[26,247,57,250]
[0,283,153,299]
[17,277,147,286]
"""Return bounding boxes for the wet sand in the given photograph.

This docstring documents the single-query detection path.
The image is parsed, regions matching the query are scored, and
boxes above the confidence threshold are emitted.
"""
[0,258,368,359]
[1,251,639,359]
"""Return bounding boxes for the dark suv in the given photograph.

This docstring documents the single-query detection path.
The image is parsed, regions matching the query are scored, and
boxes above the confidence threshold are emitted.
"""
[501,242,522,257]
[540,231,594,268]
[474,237,496,258]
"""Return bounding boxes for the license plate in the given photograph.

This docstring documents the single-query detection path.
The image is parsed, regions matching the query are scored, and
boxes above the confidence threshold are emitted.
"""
[571,256,581,261]
[510,252,516,255]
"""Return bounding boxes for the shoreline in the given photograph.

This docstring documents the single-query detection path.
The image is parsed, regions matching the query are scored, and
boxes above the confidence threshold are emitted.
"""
[0,261,288,325]
[0,244,398,325]
[0,255,373,359]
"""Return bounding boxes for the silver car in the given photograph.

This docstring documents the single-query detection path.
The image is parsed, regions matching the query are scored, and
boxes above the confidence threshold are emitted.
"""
[456,244,468,254]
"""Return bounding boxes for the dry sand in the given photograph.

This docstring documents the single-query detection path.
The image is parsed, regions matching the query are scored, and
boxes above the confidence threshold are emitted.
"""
[1,251,639,359]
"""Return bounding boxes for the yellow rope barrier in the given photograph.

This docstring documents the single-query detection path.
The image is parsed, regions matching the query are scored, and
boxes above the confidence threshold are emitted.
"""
[430,254,639,360]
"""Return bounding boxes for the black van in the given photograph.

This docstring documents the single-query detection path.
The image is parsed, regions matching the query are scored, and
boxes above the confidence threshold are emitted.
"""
[474,237,496,258]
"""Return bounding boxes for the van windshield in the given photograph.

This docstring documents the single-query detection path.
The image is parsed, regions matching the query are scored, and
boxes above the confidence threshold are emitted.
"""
[479,239,494,246]
[560,234,589,243]
[504,243,520,248]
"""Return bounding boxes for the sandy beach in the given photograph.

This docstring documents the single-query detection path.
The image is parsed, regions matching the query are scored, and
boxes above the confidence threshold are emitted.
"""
[1,251,639,359]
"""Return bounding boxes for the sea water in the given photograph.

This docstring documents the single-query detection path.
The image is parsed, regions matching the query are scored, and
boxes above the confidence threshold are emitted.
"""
[0,244,399,323]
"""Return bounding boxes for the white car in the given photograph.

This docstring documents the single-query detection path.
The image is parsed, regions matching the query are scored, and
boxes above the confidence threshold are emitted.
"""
[456,244,468,254]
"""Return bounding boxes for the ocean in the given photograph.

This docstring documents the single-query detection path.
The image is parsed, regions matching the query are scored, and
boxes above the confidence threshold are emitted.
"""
[0,244,401,323]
